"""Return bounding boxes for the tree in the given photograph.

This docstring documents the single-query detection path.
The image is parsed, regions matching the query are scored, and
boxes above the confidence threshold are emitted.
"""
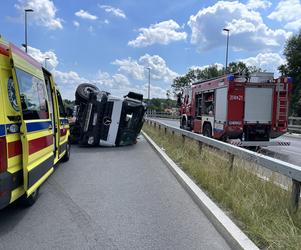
[171,65,223,94]
[278,31,301,116]
[196,65,221,80]
[146,98,177,111]
[171,62,261,95]
[63,99,75,110]
[166,90,172,108]
[171,69,197,93]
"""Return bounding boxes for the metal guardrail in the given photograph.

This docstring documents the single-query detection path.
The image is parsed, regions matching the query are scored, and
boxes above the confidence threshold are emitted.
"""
[145,118,301,210]
[288,117,301,133]
[146,111,301,134]
[146,111,180,119]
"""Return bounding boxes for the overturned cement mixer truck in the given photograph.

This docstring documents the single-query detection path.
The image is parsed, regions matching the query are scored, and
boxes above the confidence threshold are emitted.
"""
[70,83,147,146]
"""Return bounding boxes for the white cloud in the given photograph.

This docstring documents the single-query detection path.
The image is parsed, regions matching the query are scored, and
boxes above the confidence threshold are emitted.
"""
[268,0,301,30]
[284,19,301,30]
[27,46,58,70]
[26,46,157,100]
[54,70,88,85]
[112,74,130,86]
[128,20,187,48]
[113,54,178,83]
[139,54,178,83]
[95,71,156,98]
[95,71,114,87]
[75,9,98,20]
[96,71,130,88]
[189,63,224,71]
[73,20,80,27]
[26,46,172,100]
[112,58,145,80]
[15,0,63,29]
[240,52,286,75]
[55,68,168,100]
[98,5,126,19]
[247,0,272,10]
[53,70,89,100]
[140,84,167,99]
[188,1,291,51]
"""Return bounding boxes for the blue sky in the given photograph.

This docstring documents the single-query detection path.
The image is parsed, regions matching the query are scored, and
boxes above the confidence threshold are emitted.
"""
[1,0,300,99]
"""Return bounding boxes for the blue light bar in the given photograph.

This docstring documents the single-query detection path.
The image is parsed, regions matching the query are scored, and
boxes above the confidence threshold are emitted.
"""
[287,77,293,83]
[227,74,235,81]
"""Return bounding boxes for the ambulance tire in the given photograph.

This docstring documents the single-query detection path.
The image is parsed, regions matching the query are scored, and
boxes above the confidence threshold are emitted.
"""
[203,123,212,138]
[19,187,40,207]
[61,140,71,162]
[75,83,99,103]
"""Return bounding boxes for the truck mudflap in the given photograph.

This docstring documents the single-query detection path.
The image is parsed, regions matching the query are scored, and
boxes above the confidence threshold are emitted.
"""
[229,140,290,147]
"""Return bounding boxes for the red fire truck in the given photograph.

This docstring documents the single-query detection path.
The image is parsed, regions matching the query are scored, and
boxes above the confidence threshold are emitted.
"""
[179,72,292,147]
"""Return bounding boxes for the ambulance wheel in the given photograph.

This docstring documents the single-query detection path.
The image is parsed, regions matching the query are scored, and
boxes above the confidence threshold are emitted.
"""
[61,140,71,162]
[19,187,40,207]
[75,83,99,103]
[203,123,212,138]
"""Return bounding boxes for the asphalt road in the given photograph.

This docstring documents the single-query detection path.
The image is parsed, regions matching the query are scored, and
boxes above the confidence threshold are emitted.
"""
[152,118,301,166]
[0,136,231,250]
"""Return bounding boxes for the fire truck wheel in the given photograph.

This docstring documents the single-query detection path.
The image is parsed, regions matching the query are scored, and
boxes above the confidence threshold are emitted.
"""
[19,187,40,207]
[76,83,99,103]
[203,123,212,138]
[180,117,186,129]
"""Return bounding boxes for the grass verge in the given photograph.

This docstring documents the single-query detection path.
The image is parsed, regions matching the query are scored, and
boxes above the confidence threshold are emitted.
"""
[143,123,301,250]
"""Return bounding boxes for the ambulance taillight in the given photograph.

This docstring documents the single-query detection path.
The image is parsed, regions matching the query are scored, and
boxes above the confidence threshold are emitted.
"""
[0,137,7,173]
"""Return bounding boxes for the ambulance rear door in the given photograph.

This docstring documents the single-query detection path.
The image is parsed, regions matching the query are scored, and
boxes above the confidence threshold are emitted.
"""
[9,43,54,196]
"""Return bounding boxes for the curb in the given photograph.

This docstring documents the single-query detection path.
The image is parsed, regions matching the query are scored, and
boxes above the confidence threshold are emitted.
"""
[142,131,259,250]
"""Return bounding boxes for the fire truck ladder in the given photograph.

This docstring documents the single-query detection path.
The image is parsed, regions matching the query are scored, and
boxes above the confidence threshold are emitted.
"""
[276,81,288,129]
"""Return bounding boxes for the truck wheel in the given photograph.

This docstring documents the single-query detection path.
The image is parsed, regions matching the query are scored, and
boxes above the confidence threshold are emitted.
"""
[61,140,71,162]
[19,188,40,207]
[76,83,99,103]
[180,117,186,129]
[69,125,80,144]
[203,123,212,138]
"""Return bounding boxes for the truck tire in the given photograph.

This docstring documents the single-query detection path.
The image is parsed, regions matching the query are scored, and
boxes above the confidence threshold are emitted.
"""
[75,83,99,103]
[203,123,212,138]
[69,125,80,144]
[19,188,40,207]
[180,117,186,129]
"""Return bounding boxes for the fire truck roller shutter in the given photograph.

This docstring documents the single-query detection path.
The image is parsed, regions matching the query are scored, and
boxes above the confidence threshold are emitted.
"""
[244,87,273,124]
[215,87,227,123]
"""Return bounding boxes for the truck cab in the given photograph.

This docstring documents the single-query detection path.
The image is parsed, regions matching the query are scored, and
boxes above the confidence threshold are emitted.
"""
[71,83,146,147]
[0,38,70,209]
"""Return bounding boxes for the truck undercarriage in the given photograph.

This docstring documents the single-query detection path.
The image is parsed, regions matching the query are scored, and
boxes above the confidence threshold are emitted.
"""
[70,83,146,147]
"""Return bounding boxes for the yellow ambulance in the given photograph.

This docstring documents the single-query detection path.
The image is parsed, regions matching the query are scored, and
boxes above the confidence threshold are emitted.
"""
[0,37,71,209]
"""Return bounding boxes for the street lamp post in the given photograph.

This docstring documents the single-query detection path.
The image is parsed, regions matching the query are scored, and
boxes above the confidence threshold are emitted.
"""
[44,57,50,69]
[146,67,151,103]
[223,28,230,73]
[24,8,34,53]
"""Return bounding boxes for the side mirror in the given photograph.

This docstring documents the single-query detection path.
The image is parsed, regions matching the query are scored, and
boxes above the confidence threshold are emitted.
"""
[176,93,182,107]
